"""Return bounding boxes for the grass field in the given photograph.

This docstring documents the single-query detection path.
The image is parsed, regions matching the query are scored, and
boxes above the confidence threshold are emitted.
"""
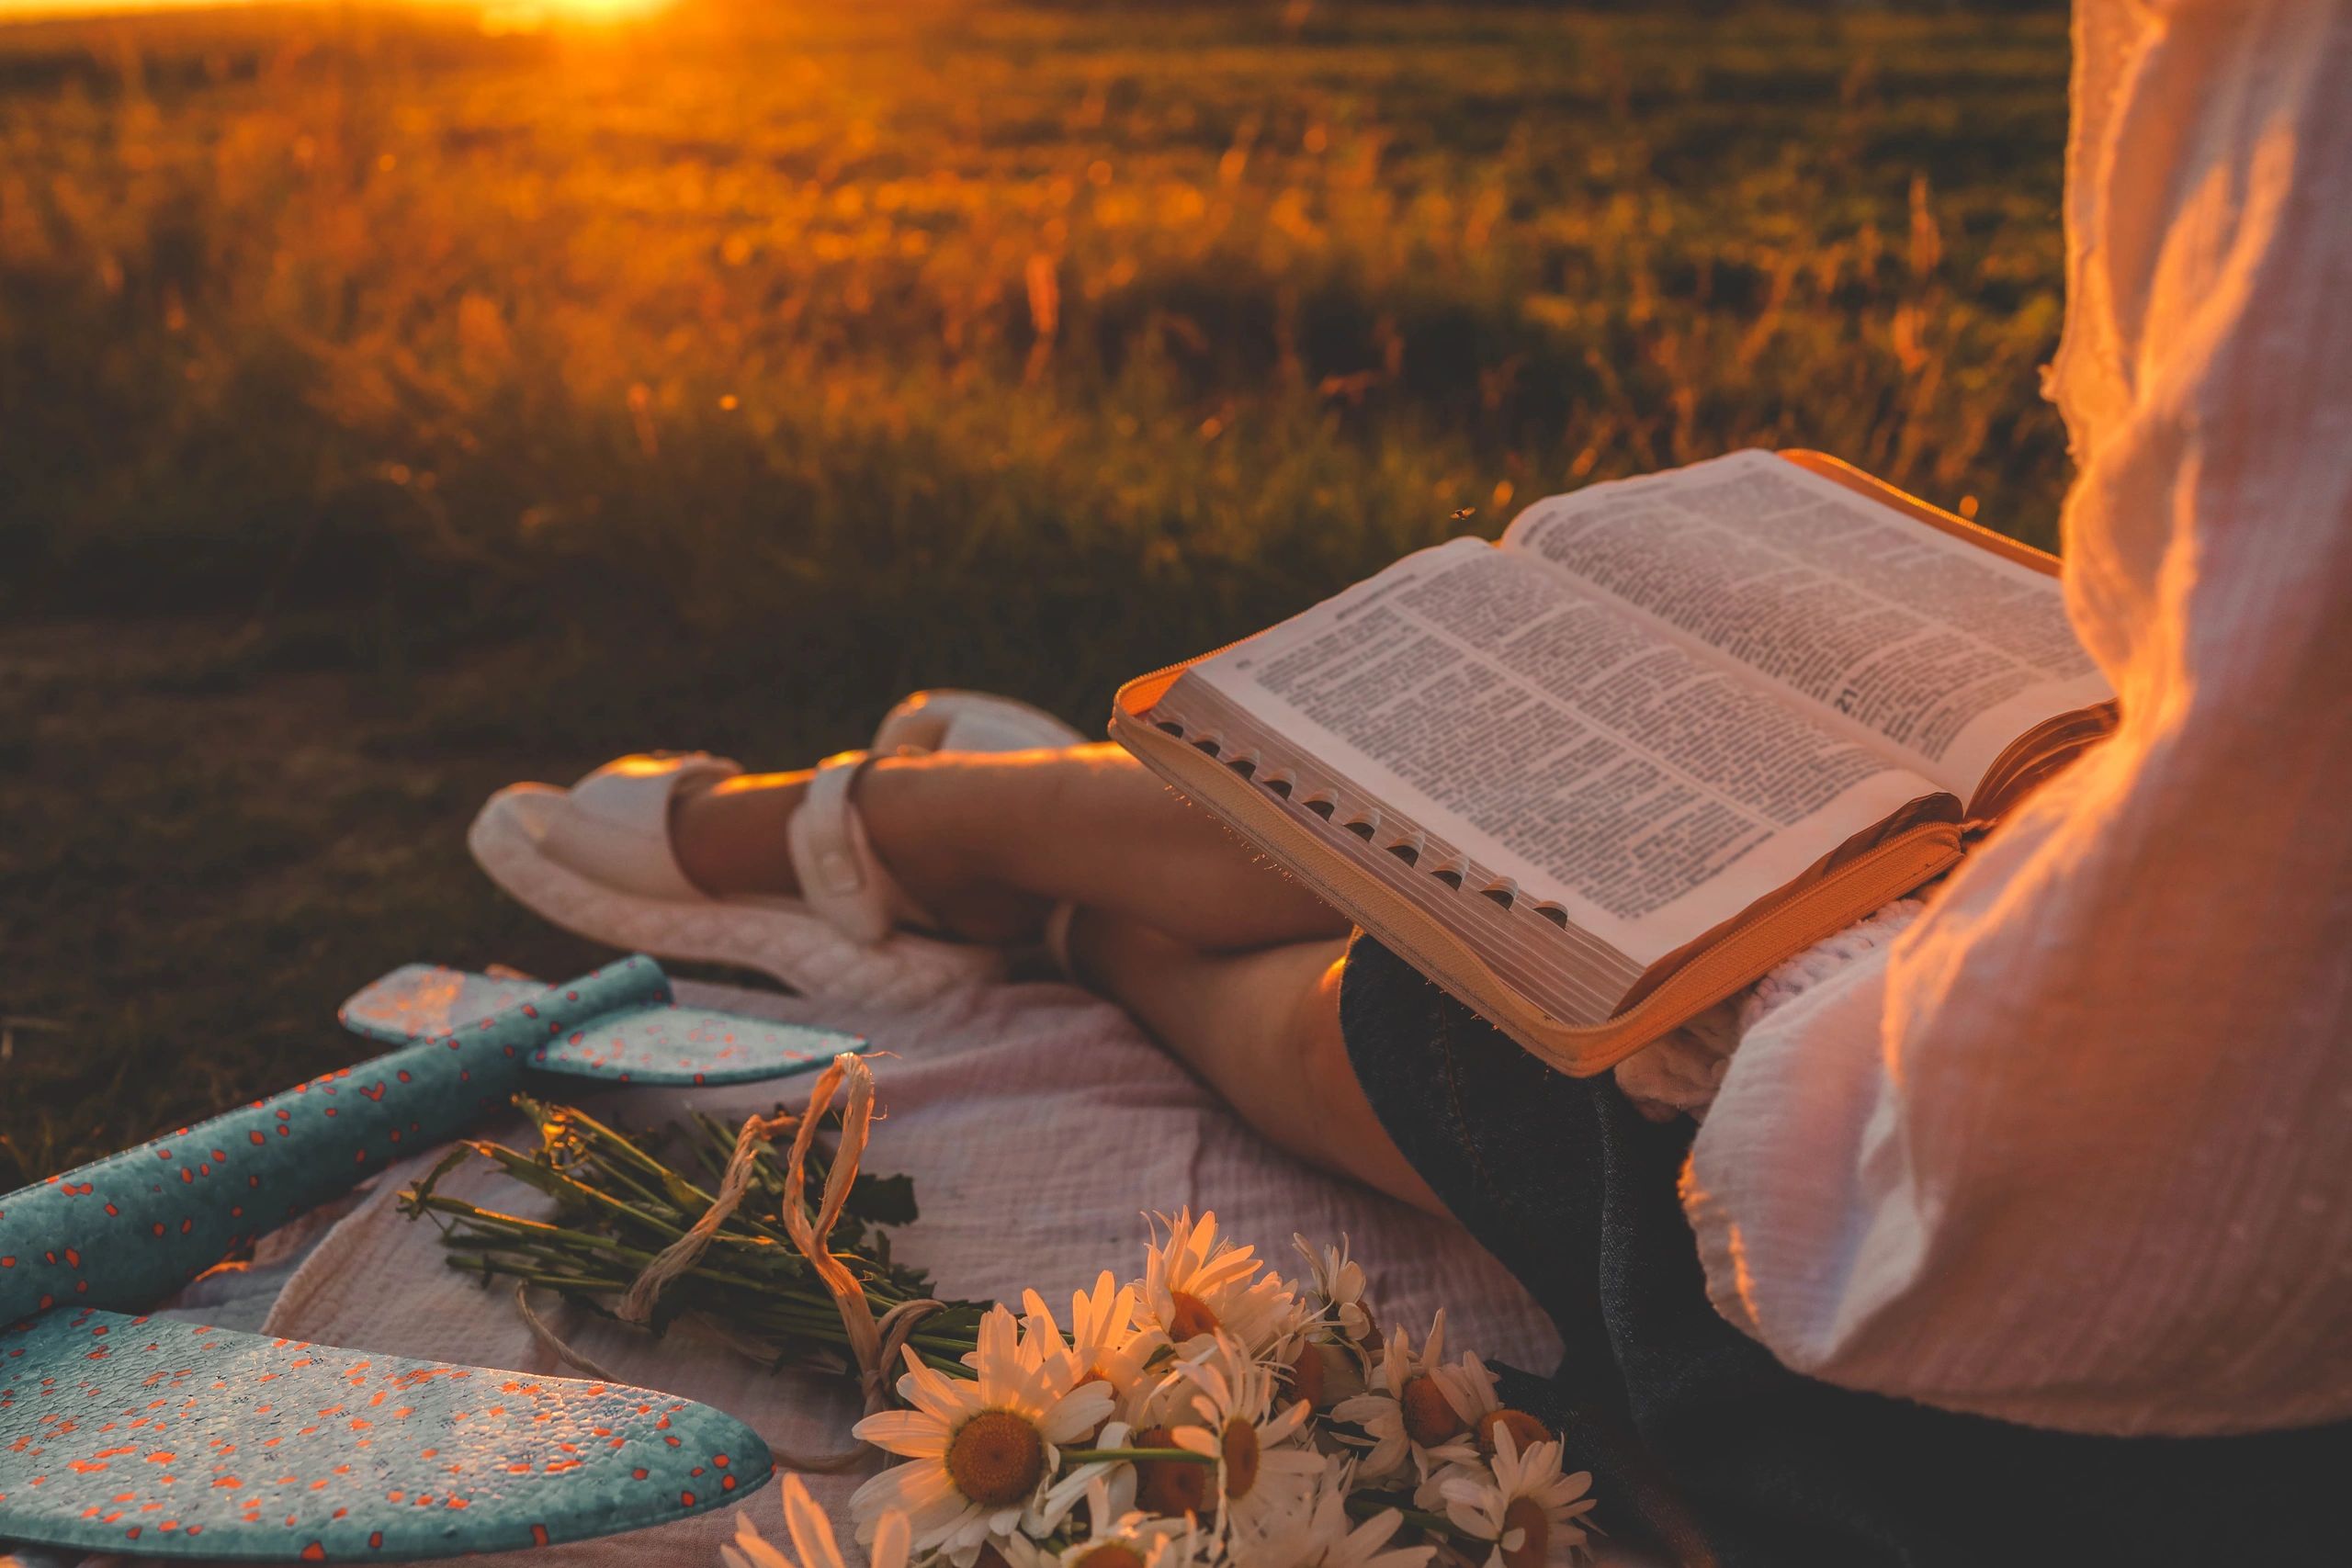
[0,1,2073,1179]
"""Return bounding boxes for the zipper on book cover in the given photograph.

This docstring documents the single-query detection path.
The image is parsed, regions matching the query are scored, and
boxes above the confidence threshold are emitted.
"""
[1119,631,1270,696]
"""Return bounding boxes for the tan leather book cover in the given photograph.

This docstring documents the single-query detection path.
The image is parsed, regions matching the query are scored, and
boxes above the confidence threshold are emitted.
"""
[1110,452,2101,1076]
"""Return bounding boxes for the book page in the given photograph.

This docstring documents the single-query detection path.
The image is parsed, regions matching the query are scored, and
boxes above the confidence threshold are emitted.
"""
[1182,536,1944,968]
[1502,450,2114,795]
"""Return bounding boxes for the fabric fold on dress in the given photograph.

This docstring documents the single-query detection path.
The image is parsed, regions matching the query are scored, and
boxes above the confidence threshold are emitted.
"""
[1678,0,2352,1437]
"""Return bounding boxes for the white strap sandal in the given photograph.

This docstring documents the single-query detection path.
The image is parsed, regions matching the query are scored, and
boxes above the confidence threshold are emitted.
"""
[469,751,1000,1009]
[871,688,1089,757]
[530,751,741,902]
[868,691,1089,969]
[785,750,944,945]
[467,691,1086,1005]
[794,690,1089,953]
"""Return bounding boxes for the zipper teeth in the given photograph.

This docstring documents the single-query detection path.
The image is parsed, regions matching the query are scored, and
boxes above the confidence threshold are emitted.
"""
[1116,703,1960,1070]
[1120,635,1260,694]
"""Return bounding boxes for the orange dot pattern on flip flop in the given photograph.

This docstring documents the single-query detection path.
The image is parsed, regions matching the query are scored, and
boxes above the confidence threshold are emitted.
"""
[0,1307,771,1561]
[0,953,818,1560]
[0,959,673,1331]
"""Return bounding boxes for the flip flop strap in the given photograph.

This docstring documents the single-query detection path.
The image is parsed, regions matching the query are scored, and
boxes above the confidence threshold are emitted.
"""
[787,750,940,944]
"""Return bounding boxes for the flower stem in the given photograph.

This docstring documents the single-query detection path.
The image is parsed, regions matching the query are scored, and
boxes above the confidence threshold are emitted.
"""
[402,1096,987,1385]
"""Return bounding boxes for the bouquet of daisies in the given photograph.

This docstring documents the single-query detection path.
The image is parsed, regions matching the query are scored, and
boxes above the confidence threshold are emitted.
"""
[733,1212,1598,1568]
[403,1077,1596,1568]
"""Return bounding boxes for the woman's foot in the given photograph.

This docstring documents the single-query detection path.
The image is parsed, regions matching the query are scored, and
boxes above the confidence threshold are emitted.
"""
[666,770,807,898]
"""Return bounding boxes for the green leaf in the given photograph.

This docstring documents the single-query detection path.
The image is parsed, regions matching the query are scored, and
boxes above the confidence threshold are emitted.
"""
[844,1170,919,1225]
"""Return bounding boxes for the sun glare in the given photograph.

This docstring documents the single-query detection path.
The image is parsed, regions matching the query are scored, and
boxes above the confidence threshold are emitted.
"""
[0,0,672,19]
[480,0,670,30]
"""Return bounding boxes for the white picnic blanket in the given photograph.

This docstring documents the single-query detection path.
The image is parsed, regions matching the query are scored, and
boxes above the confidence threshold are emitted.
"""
[238,973,1566,1568]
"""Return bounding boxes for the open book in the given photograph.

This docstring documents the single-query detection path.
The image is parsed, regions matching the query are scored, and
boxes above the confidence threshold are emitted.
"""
[1111,450,2118,1075]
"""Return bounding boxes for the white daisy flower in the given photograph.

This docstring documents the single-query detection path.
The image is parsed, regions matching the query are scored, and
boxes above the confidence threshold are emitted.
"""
[1033,1419,1140,1538]
[989,1538,1059,1568]
[1116,1369,1196,1437]
[1421,1353,1551,1472]
[1291,1235,1374,1345]
[1328,1313,1458,1483]
[1439,1428,1597,1568]
[1125,1401,1217,1519]
[725,1474,908,1568]
[1408,1458,1485,1516]
[1170,1338,1325,1560]
[1281,1335,1369,1418]
[853,1303,1117,1564]
[1248,1468,1435,1568]
[1136,1211,1301,1361]
[1279,1237,1373,1414]
[1055,1476,1201,1568]
[1022,1272,1170,1404]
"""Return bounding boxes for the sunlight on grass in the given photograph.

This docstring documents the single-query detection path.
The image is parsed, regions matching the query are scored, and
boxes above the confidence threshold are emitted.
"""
[2,3,2074,641]
[0,2,2075,1172]
[0,0,2083,686]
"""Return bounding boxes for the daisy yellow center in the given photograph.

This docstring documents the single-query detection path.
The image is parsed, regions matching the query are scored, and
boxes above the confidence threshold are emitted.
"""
[1134,1424,1211,1517]
[1499,1497,1548,1568]
[1475,1408,1554,1457]
[1400,1375,1464,1446]
[1167,1290,1220,1340]
[1220,1416,1261,1499]
[1287,1343,1327,1408]
[945,1409,1046,1507]
[1074,1548,1147,1568]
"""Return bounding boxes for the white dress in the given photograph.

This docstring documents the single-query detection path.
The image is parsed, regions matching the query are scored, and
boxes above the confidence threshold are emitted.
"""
[1652,0,2352,1438]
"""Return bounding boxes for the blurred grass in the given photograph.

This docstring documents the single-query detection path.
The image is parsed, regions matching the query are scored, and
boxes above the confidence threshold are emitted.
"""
[0,1,2071,1177]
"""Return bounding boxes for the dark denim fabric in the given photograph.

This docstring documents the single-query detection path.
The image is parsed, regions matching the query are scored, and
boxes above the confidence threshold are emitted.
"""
[1337,933,2342,1568]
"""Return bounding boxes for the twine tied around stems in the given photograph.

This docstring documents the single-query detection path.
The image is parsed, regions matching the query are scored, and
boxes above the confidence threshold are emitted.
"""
[616,1108,799,1327]
[777,1055,946,1419]
[512,1052,940,1472]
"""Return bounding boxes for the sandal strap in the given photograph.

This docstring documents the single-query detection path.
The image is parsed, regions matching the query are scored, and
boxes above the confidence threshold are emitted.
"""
[541,751,742,903]
[786,751,938,945]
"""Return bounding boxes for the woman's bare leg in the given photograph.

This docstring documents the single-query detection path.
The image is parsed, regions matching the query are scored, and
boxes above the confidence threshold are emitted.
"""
[1067,909,1445,1216]
[673,741,1430,1210]
[673,744,1348,951]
